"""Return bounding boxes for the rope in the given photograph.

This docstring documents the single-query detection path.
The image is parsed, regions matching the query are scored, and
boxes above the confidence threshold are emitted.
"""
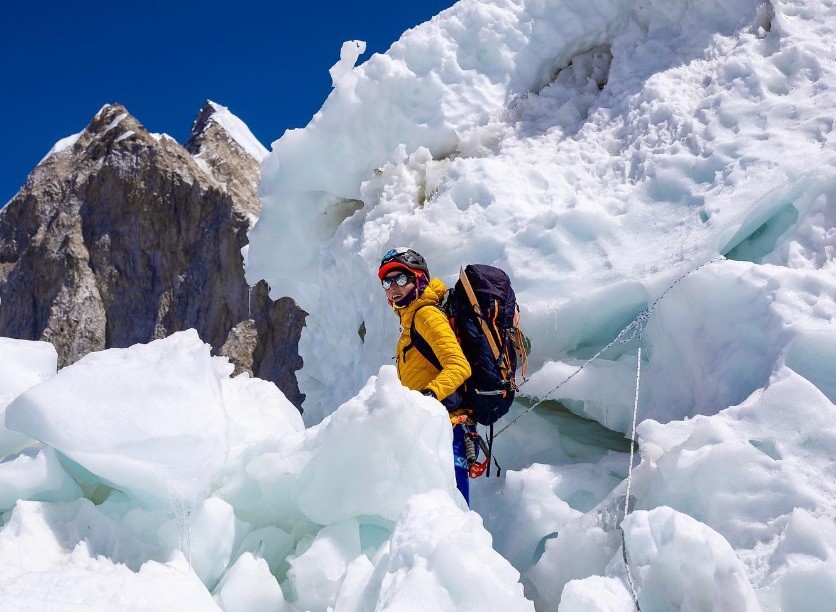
[494,314,642,438]
[494,256,722,439]
[622,318,644,611]
[493,256,723,610]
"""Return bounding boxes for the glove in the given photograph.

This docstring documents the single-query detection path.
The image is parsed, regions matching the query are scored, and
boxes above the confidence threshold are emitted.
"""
[421,389,437,399]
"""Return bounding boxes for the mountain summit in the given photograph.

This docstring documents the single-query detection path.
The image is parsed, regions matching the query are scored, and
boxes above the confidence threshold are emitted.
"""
[0,102,305,406]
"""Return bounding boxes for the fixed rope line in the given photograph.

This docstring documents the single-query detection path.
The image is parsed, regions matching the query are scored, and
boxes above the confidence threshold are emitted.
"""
[494,256,723,440]
[492,256,723,610]
[494,314,643,438]
[621,314,646,611]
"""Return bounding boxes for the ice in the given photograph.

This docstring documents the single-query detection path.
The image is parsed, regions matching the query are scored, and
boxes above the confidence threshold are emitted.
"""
[295,367,463,523]
[333,554,376,612]
[232,525,294,577]
[0,446,82,511]
[529,366,836,606]
[213,552,288,612]
[618,507,761,611]
[558,576,634,612]
[0,499,218,611]
[471,454,628,575]
[346,490,534,612]
[528,519,621,609]
[286,519,362,611]
[1,339,479,608]
[157,496,244,587]
[329,40,367,92]
[634,368,836,551]
[246,0,636,310]
[5,330,230,505]
[759,508,836,611]
[247,366,463,530]
[784,329,836,403]
[0,337,57,457]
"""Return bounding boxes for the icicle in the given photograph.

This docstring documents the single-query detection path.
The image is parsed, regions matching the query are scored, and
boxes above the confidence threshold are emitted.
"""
[171,496,195,571]
[597,493,637,533]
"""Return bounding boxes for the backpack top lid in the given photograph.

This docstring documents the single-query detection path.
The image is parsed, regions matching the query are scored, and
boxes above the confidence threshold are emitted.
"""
[456,264,517,326]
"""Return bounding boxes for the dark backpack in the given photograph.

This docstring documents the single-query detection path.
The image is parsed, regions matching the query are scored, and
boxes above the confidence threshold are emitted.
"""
[410,264,528,426]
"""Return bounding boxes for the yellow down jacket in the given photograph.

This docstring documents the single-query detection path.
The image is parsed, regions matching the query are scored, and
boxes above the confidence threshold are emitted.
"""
[393,278,471,401]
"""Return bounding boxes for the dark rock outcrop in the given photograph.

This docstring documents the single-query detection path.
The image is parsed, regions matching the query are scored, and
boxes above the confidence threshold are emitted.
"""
[0,102,306,407]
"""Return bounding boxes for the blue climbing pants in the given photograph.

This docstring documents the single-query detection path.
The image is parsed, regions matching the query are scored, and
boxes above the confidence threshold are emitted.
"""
[452,424,470,506]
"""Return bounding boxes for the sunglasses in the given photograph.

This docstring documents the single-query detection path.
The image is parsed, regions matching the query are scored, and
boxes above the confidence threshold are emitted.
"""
[381,272,413,289]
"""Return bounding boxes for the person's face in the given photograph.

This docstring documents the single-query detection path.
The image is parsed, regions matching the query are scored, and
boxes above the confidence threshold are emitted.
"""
[382,271,415,302]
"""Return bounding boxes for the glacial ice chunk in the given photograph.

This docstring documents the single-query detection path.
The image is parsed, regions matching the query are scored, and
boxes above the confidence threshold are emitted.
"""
[357,490,534,612]
[287,519,362,611]
[0,337,57,457]
[0,498,217,610]
[619,507,760,611]
[213,552,288,612]
[5,330,229,505]
[0,446,82,511]
[249,365,462,527]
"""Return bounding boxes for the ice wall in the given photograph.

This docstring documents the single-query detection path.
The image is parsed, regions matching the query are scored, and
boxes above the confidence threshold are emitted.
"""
[243,0,836,607]
[248,0,836,427]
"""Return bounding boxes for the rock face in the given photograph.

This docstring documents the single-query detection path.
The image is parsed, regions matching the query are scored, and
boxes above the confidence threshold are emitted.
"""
[0,102,306,408]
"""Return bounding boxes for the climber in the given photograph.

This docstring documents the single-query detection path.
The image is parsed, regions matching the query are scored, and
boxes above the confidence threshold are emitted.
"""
[378,247,473,504]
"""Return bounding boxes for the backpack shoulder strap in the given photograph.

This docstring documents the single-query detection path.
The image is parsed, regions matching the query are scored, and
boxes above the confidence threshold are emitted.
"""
[407,305,442,371]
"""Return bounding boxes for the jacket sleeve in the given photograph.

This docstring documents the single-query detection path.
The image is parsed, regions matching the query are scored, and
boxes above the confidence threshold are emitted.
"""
[413,307,471,401]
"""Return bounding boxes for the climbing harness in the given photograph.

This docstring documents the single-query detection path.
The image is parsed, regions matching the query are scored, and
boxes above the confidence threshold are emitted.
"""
[464,426,500,478]
[491,256,724,611]
[452,413,503,478]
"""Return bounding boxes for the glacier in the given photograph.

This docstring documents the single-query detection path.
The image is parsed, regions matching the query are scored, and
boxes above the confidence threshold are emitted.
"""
[3,0,836,609]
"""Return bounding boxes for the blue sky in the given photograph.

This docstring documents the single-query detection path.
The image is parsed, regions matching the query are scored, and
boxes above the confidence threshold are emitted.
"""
[0,1,455,205]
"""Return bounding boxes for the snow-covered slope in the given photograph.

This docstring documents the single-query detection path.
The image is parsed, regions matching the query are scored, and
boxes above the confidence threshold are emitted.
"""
[247,0,836,429]
[2,0,836,610]
[202,100,269,163]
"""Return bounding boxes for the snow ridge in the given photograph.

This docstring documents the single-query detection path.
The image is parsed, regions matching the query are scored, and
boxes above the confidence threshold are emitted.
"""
[206,100,269,162]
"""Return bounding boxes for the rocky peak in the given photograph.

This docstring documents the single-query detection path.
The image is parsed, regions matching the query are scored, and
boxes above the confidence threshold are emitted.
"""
[87,103,145,139]
[185,101,266,217]
[0,102,305,407]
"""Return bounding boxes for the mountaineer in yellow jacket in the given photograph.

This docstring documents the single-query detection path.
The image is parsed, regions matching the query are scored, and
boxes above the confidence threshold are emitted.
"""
[378,247,473,504]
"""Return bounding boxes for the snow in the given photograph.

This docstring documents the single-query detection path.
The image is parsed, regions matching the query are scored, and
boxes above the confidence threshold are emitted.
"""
[213,551,288,611]
[151,132,177,142]
[362,490,533,612]
[105,111,128,133]
[618,507,761,611]
[206,100,269,162]
[0,499,218,611]
[4,0,836,609]
[113,129,135,144]
[38,132,81,164]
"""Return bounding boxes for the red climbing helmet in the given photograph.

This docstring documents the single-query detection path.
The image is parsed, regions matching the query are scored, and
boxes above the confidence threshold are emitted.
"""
[378,247,429,280]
